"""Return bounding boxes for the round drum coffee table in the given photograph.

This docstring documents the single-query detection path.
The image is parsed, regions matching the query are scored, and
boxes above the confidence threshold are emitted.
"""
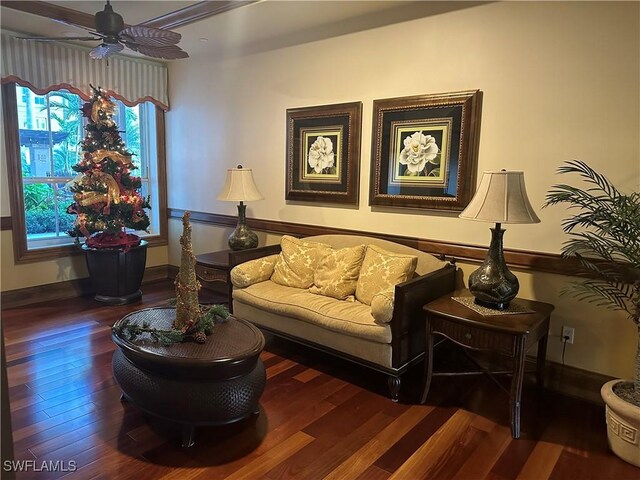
[111,307,266,447]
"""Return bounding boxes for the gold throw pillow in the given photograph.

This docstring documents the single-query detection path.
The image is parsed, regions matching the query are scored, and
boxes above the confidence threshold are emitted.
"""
[271,235,332,289]
[355,245,418,305]
[231,254,279,288]
[371,289,395,324]
[310,244,367,300]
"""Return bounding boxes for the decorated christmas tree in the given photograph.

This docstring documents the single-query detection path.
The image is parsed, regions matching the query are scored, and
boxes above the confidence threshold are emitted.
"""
[67,85,150,249]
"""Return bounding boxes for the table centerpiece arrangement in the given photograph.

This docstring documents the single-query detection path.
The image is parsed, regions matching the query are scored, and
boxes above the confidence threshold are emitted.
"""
[114,211,229,344]
[110,212,263,448]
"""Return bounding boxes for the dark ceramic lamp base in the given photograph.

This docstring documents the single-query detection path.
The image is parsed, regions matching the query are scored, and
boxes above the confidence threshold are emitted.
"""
[468,224,519,311]
[473,298,511,311]
[228,203,258,251]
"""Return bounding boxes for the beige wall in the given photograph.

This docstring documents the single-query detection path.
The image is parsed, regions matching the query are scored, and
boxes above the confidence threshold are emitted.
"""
[166,1,638,253]
[0,231,169,292]
[165,2,639,379]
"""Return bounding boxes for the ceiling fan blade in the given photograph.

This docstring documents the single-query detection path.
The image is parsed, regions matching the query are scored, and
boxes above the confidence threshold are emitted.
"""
[119,25,181,46]
[89,42,124,60]
[17,35,101,42]
[123,42,189,60]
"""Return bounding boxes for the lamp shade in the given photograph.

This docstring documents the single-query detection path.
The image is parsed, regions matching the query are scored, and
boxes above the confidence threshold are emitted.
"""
[459,170,540,224]
[217,166,264,202]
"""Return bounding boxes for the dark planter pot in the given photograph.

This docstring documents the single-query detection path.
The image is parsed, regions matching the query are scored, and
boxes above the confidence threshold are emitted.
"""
[82,240,148,305]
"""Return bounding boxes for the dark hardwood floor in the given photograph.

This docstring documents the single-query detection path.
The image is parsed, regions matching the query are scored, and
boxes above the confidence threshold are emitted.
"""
[2,280,637,479]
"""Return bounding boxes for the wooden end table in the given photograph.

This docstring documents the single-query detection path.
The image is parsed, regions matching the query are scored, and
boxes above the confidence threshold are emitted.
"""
[195,250,234,309]
[111,307,266,447]
[420,289,554,438]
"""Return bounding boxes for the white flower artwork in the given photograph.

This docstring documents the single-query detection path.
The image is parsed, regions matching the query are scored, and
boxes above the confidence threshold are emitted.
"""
[398,131,440,175]
[308,136,335,174]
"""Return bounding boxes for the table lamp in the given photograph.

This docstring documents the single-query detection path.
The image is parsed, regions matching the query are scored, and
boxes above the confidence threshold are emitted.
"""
[459,170,540,310]
[217,165,264,250]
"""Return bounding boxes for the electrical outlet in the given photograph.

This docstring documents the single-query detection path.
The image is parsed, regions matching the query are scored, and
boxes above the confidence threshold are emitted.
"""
[561,326,575,344]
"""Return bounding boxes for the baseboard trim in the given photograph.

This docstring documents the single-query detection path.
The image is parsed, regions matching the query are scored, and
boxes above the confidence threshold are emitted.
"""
[543,360,612,405]
[0,265,173,310]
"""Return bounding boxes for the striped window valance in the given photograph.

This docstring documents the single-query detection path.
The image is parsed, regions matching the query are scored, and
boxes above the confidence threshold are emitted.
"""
[1,30,169,110]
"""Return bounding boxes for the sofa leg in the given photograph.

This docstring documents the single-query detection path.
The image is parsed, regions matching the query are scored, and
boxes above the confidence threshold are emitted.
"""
[388,375,401,402]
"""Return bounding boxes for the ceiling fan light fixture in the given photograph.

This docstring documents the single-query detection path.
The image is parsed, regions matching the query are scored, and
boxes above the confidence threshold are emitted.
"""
[17,1,189,61]
[90,42,124,60]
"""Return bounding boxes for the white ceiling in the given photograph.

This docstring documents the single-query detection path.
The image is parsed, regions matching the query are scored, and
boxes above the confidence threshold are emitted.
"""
[0,1,488,61]
[49,1,197,21]
[0,1,200,43]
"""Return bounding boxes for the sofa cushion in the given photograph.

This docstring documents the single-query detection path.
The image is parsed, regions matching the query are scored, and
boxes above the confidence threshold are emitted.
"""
[310,244,366,300]
[233,299,393,368]
[233,281,392,344]
[370,289,395,324]
[355,245,418,305]
[302,234,447,276]
[231,254,279,288]
[271,235,332,289]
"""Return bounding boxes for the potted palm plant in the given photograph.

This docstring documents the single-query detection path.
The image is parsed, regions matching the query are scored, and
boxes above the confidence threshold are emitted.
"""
[544,160,639,466]
[67,85,151,305]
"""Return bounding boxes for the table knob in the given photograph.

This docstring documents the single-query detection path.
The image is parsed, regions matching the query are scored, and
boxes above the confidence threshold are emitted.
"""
[465,332,472,340]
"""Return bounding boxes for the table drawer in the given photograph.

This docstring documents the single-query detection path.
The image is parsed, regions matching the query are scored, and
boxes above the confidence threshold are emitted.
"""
[431,317,515,356]
[195,265,228,283]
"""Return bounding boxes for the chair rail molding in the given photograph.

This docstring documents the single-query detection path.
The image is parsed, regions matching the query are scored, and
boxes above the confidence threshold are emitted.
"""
[167,208,577,276]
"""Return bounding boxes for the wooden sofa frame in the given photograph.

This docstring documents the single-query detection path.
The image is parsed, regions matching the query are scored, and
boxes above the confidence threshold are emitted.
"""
[229,244,457,402]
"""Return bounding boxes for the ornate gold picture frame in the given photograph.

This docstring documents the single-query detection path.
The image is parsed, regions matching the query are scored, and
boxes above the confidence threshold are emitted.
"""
[286,102,362,205]
[369,90,483,211]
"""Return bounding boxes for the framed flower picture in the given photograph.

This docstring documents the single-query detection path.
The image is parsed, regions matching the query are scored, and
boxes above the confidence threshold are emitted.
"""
[369,90,483,211]
[286,102,362,204]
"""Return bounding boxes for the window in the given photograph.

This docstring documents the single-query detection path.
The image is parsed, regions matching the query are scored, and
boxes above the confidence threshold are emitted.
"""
[3,83,167,262]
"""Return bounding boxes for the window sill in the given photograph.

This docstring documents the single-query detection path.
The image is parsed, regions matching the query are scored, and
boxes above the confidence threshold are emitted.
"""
[14,234,168,264]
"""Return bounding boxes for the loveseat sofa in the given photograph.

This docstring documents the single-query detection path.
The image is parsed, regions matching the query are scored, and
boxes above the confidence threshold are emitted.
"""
[229,234,456,401]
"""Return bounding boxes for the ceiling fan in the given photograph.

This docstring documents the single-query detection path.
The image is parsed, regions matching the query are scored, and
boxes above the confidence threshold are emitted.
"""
[18,0,189,60]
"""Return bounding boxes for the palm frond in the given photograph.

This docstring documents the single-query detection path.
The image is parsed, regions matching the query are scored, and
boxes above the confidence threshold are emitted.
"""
[545,188,616,234]
[545,184,613,211]
[556,160,621,199]
[567,252,631,283]
[565,236,634,266]
[546,161,640,326]
[562,280,632,314]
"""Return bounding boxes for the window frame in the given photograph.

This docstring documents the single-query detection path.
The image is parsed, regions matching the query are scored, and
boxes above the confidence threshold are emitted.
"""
[2,83,168,264]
